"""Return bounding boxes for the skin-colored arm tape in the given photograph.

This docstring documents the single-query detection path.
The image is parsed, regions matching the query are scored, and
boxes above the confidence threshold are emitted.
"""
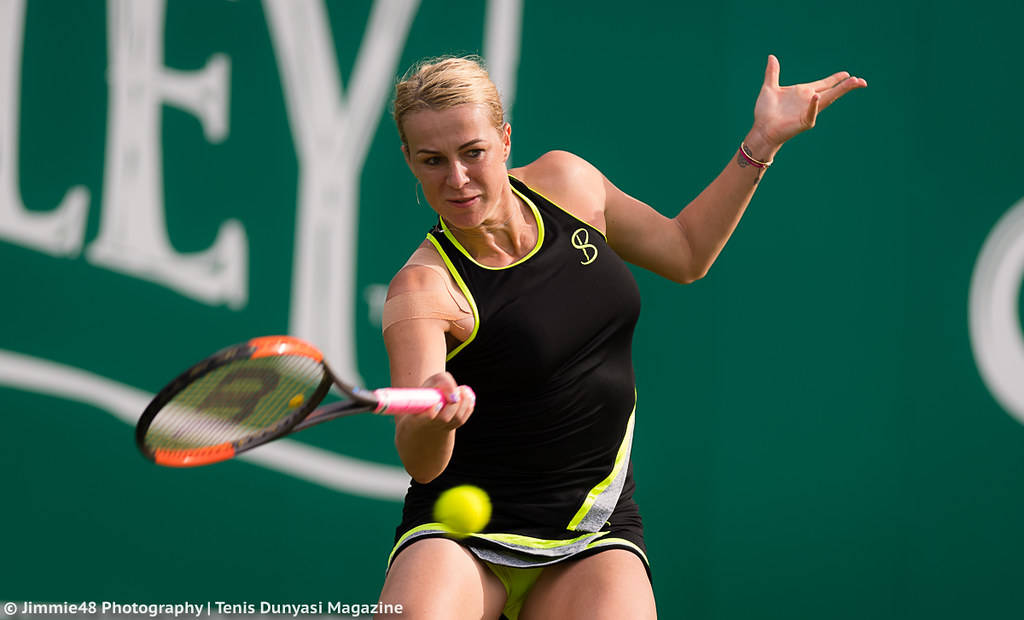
[405,247,471,312]
[381,289,470,333]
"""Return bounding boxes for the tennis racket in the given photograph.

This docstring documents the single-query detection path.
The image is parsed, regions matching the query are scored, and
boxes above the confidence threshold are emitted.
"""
[136,335,458,468]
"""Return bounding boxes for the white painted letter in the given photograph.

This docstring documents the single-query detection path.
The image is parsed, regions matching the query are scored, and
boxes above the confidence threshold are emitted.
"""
[485,0,522,129]
[0,0,89,256]
[264,0,419,383]
[87,0,246,308]
[969,196,1024,426]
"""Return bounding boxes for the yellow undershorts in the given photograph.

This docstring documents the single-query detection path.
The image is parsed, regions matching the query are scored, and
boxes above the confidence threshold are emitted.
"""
[483,562,544,620]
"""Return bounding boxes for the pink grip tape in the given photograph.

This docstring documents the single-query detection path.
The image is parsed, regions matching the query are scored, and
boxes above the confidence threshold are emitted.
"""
[373,388,445,414]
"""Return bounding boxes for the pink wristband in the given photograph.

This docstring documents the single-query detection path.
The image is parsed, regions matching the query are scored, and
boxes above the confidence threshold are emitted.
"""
[739,142,772,169]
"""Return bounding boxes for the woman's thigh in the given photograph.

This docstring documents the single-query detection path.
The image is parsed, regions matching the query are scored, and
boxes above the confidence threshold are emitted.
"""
[519,549,656,620]
[376,537,507,620]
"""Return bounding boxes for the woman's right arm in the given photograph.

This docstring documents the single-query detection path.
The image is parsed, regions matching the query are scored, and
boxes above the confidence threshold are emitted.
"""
[383,264,475,483]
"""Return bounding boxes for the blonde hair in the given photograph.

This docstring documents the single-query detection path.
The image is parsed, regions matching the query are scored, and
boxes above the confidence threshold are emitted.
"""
[392,55,505,146]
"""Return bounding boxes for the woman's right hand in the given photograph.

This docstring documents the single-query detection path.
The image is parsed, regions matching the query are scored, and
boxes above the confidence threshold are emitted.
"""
[393,372,475,483]
[411,372,476,431]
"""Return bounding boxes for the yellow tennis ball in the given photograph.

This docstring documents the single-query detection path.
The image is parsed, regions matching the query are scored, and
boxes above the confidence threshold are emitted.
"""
[434,485,491,536]
[288,394,304,408]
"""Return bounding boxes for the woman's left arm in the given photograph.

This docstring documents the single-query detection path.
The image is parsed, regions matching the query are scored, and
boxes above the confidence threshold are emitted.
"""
[606,55,867,283]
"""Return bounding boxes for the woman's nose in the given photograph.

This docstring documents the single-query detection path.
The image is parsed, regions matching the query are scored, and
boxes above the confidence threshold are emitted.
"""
[447,161,470,187]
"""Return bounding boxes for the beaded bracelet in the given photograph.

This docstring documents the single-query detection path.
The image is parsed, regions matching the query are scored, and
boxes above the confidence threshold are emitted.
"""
[739,142,773,169]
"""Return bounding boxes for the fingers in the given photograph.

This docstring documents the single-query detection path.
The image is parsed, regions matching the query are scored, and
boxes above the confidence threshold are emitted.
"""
[422,372,460,402]
[419,373,476,430]
[810,71,851,91]
[804,93,820,128]
[754,56,866,140]
[816,75,868,110]
[431,385,476,430]
[763,54,780,90]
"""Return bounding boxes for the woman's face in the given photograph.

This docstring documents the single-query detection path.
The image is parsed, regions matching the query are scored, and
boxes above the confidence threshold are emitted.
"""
[402,104,511,231]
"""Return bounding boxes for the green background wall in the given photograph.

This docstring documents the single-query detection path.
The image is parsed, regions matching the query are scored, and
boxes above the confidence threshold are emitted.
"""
[3,1,1023,618]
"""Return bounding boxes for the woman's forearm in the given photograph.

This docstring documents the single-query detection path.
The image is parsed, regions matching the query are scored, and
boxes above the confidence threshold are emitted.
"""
[674,129,782,278]
[395,416,456,483]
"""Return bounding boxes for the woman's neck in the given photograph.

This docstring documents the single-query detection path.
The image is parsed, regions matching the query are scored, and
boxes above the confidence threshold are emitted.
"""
[445,185,537,267]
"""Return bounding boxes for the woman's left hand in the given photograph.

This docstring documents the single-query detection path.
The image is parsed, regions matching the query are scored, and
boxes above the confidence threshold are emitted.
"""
[751,54,867,150]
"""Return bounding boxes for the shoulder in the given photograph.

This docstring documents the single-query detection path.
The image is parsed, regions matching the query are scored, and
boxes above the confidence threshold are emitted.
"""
[388,240,471,317]
[511,150,606,197]
[510,151,607,231]
[388,240,449,297]
[383,240,473,339]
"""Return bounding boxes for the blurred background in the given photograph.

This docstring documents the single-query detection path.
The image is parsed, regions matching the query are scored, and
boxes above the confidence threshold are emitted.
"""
[3,0,1023,618]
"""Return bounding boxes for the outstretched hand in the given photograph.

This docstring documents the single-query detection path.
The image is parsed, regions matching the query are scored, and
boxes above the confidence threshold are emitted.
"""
[415,372,476,431]
[751,55,867,149]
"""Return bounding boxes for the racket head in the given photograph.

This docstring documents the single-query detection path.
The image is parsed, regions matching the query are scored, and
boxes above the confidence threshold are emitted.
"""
[136,336,352,467]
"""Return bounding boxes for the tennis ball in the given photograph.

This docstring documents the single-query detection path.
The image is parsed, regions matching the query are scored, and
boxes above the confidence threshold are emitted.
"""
[288,394,304,408]
[434,485,491,536]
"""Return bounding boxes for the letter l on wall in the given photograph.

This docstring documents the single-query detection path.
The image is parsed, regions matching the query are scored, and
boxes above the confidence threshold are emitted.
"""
[86,0,247,308]
[0,0,89,257]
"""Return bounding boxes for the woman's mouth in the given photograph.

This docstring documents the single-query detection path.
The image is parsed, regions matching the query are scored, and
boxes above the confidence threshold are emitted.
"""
[448,195,480,208]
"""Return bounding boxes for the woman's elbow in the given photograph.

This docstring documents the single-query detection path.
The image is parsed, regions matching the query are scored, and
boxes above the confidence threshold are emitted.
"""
[686,264,711,283]
[407,466,441,485]
[664,262,708,285]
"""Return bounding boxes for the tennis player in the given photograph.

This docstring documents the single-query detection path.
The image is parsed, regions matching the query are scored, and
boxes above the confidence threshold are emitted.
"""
[376,55,865,619]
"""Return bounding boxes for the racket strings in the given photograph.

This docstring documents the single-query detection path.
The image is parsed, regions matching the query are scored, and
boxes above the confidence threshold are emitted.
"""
[142,355,325,452]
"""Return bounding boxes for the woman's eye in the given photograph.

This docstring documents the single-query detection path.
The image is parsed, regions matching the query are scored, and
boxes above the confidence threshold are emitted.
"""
[467,149,484,159]
[424,157,441,166]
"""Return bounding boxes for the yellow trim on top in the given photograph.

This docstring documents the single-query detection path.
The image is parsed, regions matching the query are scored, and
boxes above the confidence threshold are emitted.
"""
[472,529,607,551]
[425,234,480,362]
[386,523,608,566]
[567,397,637,531]
[585,537,650,566]
[387,525,648,572]
[438,183,545,270]
[508,174,608,241]
[387,523,443,568]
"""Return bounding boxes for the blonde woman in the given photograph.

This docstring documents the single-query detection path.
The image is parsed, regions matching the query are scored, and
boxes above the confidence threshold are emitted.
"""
[376,55,865,620]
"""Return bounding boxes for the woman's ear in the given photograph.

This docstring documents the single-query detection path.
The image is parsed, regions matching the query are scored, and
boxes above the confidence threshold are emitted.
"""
[502,123,511,161]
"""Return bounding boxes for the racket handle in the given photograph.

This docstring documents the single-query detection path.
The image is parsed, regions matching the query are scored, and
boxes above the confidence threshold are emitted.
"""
[373,387,471,414]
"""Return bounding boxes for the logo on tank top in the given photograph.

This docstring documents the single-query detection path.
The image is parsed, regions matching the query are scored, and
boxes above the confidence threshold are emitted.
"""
[571,228,598,265]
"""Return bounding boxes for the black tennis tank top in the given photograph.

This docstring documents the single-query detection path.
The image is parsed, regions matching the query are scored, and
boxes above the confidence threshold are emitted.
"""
[397,175,642,541]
